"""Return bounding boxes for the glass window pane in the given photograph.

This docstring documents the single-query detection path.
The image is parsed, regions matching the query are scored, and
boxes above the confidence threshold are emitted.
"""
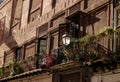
[16,47,23,62]
[39,39,47,55]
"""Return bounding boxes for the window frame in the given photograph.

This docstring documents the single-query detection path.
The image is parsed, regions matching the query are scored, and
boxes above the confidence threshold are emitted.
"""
[36,36,47,68]
[28,0,42,22]
[37,36,47,54]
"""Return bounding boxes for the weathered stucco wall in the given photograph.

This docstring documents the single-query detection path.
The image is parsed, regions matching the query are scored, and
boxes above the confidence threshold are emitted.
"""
[0,0,13,66]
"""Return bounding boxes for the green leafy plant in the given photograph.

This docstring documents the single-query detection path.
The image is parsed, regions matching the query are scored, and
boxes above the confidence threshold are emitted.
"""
[8,61,15,77]
[8,60,21,77]
[97,27,115,39]
[59,26,120,72]
[0,66,3,78]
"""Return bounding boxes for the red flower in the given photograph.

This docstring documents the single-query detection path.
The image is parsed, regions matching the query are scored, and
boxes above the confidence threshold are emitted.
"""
[41,54,53,68]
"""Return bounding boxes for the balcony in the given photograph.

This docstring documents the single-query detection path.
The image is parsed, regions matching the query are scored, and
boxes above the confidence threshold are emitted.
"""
[1,27,120,80]
[0,54,41,79]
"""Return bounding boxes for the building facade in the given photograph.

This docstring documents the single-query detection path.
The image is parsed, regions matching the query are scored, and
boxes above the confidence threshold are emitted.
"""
[0,0,120,82]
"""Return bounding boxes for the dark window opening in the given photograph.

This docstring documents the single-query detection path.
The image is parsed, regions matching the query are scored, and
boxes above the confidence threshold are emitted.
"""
[37,37,47,68]
[15,47,23,62]
[59,23,69,46]
[69,22,80,38]
[66,11,80,39]
[59,22,80,45]
[37,38,47,54]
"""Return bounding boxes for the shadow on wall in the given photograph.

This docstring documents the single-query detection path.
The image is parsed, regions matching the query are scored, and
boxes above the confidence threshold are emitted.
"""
[0,17,18,51]
[66,11,100,36]
[82,13,100,35]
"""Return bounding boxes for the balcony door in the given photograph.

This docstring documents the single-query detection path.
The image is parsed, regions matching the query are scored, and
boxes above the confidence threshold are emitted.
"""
[37,37,47,68]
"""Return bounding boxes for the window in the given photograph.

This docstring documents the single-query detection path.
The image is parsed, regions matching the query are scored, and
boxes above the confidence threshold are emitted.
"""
[59,22,79,39]
[24,42,36,60]
[37,37,47,68]
[37,23,48,36]
[49,24,68,56]
[15,47,23,62]
[42,0,52,15]
[59,23,69,46]
[11,0,23,28]
[38,38,47,55]
[28,0,42,22]
[50,20,80,51]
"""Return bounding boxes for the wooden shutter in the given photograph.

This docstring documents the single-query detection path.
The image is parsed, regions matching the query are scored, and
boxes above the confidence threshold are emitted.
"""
[4,51,14,66]
[25,42,36,59]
